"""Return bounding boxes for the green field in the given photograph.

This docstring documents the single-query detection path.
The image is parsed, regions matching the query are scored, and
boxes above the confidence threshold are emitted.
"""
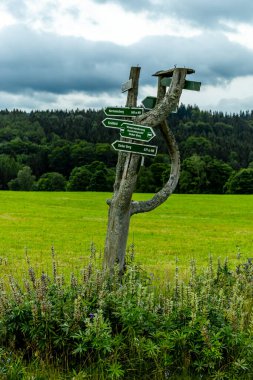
[0,191,253,279]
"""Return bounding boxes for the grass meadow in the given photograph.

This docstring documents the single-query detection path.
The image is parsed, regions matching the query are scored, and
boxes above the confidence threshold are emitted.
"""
[0,191,253,279]
[1,191,253,379]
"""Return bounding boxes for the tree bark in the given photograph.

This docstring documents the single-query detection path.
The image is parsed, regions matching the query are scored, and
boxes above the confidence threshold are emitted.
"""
[103,67,141,272]
[130,70,182,215]
[103,67,188,273]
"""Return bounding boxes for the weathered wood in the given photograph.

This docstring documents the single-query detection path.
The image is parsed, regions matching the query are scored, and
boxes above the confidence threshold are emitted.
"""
[103,67,141,273]
[104,66,190,273]
[130,68,183,215]
[130,119,180,215]
[156,77,166,104]
[152,67,195,77]
[135,68,188,128]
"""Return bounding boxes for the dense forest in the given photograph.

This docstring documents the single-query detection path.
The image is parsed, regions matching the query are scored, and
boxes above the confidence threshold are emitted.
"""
[0,105,253,193]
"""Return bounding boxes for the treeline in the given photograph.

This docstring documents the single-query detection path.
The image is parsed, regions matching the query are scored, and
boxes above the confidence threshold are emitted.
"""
[0,105,253,193]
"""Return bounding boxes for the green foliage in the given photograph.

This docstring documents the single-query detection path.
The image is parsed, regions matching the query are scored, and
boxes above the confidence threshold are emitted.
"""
[0,154,20,190]
[136,166,156,192]
[205,158,233,194]
[36,172,66,191]
[70,141,96,167]
[68,166,92,191]
[225,168,253,194]
[1,107,253,193]
[179,155,208,193]
[179,156,233,194]
[183,136,212,157]
[68,162,115,191]
[0,251,252,379]
[0,348,25,378]
[8,166,35,191]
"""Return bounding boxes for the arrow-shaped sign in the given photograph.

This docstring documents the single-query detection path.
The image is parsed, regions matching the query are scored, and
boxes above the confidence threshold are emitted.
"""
[141,96,157,110]
[102,118,133,129]
[141,96,177,112]
[120,123,156,142]
[112,140,158,157]
[104,107,143,117]
[121,79,133,93]
[160,78,201,91]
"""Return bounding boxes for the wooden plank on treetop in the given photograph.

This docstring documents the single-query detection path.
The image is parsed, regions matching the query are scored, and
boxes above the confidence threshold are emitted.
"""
[152,67,195,77]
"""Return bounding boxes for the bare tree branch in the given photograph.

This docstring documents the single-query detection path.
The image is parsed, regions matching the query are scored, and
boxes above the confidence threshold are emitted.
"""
[130,119,180,215]
[130,68,186,216]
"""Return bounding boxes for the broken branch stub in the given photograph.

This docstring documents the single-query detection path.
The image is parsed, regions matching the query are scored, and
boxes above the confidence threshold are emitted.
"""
[135,68,188,128]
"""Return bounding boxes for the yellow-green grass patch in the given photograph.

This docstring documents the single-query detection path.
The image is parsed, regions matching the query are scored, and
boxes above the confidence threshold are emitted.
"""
[0,191,252,280]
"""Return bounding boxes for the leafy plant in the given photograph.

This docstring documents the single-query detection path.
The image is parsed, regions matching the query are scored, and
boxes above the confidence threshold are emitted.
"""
[0,247,252,379]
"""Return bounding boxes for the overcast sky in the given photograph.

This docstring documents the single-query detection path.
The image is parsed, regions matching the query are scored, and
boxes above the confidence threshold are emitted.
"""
[1,0,253,113]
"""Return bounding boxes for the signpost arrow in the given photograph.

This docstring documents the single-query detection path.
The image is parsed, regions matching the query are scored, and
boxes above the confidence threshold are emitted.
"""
[121,79,133,93]
[160,78,201,91]
[102,118,133,130]
[104,107,144,117]
[120,123,156,142]
[112,140,158,157]
[141,96,177,112]
[141,96,157,110]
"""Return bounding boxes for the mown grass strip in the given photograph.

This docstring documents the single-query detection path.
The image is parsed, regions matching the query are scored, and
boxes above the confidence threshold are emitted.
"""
[0,192,252,278]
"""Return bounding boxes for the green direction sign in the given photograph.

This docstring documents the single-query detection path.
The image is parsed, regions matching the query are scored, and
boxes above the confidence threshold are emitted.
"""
[104,107,144,117]
[141,96,177,112]
[160,77,201,91]
[112,140,158,157]
[120,123,156,142]
[141,96,157,110]
[102,118,133,129]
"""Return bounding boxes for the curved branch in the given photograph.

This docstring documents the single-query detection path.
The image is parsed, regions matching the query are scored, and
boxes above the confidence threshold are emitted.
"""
[130,68,186,216]
[130,120,180,215]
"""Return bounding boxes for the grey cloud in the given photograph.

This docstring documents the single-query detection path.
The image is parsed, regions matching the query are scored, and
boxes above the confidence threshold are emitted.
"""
[2,0,59,23]
[0,25,128,93]
[158,0,253,27]
[1,25,253,97]
[3,0,253,33]
[133,32,253,85]
[93,0,253,27]
[92,0,147,11]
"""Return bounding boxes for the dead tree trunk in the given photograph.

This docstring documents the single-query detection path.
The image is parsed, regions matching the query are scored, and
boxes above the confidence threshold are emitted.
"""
[103,67,189,273]
[103,67,141,272]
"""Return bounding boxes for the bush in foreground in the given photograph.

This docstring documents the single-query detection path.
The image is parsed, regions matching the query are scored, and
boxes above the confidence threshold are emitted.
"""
[0,249,252,379]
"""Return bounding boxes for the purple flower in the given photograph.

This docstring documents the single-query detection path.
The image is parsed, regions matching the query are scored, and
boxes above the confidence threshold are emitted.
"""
[89,313,95,319]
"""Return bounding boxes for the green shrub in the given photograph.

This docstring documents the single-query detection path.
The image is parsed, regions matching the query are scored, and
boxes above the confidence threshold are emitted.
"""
[8,166,35,191]
[225,168,253,194]
[0,249,252,379]
[36,172,66,191]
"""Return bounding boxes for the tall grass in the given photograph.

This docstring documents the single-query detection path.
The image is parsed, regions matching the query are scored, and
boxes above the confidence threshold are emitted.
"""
[0,246,252,379]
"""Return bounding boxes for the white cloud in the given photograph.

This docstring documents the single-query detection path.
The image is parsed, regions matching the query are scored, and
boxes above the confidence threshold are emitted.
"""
[2,0,201,45]
[0,7,16,29]
[223,21,253,50]
[181,75,253,112]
